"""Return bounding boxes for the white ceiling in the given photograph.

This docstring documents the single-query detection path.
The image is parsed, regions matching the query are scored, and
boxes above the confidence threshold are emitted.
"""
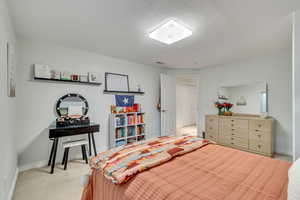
[8,0,300,69]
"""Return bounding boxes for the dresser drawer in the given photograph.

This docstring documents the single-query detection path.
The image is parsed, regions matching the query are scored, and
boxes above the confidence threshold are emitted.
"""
[220,126,232,135]
[231,128,248,139]
[206,132,218,142]
[249,120,272,131]
[219,136,248,149]
[230,136,248,148]
[220,118,232,128]
[249,130,271,142]
[249,140,271,154]
[206,116,218,125]
[231,119,249,129]
[205,124,218,134]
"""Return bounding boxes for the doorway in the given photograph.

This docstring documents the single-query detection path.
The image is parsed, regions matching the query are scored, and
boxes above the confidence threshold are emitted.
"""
[175,76,198,136]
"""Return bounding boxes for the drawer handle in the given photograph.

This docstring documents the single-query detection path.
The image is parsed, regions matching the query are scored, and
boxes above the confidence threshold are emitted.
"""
[231,138,234,140]
[258,135,261,138]
[232,133,235,136]
[255,130,259,132]
[258,124,262,127]
[258,145,261,149]
[231,142,234,145]
[232,129,235,131]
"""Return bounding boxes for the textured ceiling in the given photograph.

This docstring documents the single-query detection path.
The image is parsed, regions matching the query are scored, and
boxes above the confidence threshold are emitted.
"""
[8,0,300,68]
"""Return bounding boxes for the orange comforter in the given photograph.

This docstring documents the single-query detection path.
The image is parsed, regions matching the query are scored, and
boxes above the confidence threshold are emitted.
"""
[82,144,291,200]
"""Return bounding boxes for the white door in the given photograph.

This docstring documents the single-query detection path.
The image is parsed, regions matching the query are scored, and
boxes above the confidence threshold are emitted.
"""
[160,73,176,136]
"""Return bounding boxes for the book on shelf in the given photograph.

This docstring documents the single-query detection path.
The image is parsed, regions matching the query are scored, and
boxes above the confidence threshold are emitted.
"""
[127,115,136,125]
[137,125,145,135]
[115,128,125,139]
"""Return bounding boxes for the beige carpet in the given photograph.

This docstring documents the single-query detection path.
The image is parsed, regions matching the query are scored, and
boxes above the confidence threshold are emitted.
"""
[13,160,90,200]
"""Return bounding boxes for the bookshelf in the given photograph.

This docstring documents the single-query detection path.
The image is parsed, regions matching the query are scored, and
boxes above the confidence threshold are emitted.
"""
[109,112,146,148]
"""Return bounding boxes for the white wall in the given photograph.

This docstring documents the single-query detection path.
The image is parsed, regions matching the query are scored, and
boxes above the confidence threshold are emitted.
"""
[198,51,292,155]
[0,0,18,199]
[293,11,300,160]
[16,39,164,169]
[176,84,197,129]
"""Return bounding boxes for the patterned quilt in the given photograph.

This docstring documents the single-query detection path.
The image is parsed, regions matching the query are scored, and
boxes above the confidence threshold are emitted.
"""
[90,136,212,184]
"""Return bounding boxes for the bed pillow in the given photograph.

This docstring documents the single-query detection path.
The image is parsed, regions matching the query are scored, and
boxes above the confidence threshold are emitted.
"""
[288,158,300,200]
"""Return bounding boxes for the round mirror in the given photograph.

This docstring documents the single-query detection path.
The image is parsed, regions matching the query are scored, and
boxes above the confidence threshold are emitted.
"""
[56,93,89,117]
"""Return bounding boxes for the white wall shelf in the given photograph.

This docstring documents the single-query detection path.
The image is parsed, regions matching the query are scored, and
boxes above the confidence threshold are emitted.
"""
[109,112,146,148]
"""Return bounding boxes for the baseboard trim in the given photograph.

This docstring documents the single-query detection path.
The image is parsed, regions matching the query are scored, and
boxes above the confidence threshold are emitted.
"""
[19,160,48,172]
[19,154,89,172]
[8,167,19,200]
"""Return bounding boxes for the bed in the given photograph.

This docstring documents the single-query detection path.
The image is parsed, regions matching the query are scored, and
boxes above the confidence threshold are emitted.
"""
[81,136,291,200]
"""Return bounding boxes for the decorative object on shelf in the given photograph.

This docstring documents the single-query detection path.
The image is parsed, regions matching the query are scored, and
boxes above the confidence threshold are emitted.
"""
[34,64,51,79]
[61,71,72,80]
[215,101,224,115]
[105,72,129,92]
[6,43,16,97]
[55,93,90,127]
[218,95,228,100]
[223,102,233,116]
[88,72,102,83]
[71,74,79,81]
[51,70,61,80]
[136,84,142,92]
[80,74,88,82]
[115,95,134,107]
[237,96,247,106]
[111,103,141,114]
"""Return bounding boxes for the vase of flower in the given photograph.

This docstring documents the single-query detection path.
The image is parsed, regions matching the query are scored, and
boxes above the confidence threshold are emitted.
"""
[223,102,233,116]
[214,102,224,115]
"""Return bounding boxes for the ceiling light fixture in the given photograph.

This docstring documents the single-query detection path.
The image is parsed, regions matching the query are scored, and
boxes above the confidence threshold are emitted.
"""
[149,19,192,45]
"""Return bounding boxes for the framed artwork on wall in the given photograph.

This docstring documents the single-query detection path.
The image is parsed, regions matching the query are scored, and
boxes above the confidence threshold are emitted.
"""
[105,72,129,92]
[7,42,16,97]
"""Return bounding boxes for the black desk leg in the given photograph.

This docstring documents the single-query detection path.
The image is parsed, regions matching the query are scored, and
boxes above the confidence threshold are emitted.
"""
[88,133,92,156]
[50,138,59,174]
[91,133,97,156]
[48,139,55,166]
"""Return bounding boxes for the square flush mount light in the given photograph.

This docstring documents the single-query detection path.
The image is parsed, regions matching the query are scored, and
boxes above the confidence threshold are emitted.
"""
[149,19,192,45]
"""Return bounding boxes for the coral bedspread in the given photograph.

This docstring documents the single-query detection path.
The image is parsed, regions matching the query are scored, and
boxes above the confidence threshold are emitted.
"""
[82,142,291,200]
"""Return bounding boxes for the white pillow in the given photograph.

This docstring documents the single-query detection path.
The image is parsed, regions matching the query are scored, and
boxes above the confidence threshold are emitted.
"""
[288,158,300,200]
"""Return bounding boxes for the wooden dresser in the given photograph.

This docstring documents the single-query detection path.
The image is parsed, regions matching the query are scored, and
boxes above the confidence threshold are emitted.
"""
[205,115,274,157]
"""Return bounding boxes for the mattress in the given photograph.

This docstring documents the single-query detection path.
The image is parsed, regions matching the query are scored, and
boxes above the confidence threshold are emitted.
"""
[81,144,291,200]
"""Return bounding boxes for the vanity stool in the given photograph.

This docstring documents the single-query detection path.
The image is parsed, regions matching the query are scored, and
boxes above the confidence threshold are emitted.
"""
[62,139,89,170]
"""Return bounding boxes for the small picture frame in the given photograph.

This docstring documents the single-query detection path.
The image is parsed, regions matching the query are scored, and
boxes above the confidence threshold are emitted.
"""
[88,72,101,83]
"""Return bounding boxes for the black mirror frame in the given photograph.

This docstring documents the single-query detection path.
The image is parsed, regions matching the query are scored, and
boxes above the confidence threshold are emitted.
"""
[56,93,89,117]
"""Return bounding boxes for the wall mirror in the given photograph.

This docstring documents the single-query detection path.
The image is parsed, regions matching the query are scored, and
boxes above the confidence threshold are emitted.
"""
[217,82,268,115]
[56,93,89,117]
